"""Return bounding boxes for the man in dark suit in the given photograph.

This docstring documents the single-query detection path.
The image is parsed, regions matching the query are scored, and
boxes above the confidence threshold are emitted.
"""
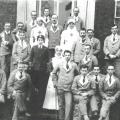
[30,34,49,110]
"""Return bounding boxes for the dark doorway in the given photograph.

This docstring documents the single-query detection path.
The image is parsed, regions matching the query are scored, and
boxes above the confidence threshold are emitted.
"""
[0,0,17,32]
[94,0,115,73]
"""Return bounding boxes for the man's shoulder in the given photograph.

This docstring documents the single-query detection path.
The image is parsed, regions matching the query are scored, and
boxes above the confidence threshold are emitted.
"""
[0,69,5,74]
[43,45,48,50]
[32,45,37,49]
[0,31,4,37]
[93,37,100,42]
[10,69,17,76]
[58,24,63,30]
[105,34,112,40]
[91,54,97,59]
[71,61,77,66]
[74,74,80,80]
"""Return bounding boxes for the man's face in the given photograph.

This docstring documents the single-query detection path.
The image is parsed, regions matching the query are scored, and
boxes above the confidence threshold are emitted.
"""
[107,66,115,75]
[52,15,58,24]
[64,52,71,61]
[111,27,118,35]
[80,30,86,38]
[44,9,50,17]
[31,11,37,20]
[80,68,88,76]
[73,9,79,17]
[17,64,24,72]
[19,33,25,40]
[93,67,100,75]
[37,37,44,45]
[24,64,28,71]
[17,23,24,30]
[87,30,94,38]
[85,45,91,54]
[4,23,11,31]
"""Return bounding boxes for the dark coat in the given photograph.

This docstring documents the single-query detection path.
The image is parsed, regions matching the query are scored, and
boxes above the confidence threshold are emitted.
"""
[30,45,49,72]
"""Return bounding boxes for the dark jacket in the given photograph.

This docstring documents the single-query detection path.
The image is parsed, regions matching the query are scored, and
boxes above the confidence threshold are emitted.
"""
[30,45,49,71]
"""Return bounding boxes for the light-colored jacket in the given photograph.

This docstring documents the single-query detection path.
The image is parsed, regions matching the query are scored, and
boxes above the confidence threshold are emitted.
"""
[103,34,120,59]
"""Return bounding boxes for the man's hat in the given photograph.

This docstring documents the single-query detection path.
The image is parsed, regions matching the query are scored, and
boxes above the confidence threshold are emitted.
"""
[111,24,118,29]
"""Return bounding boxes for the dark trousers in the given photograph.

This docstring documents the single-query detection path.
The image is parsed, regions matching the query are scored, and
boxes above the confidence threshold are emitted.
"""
[58,90,72,120]
[49,48,55,59]
[30,70,49,110]
[0,54,11,80]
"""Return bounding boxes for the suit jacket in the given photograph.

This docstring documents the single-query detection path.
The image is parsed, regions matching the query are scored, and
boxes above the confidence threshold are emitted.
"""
[71,74,95,95]
[99,74,120,99]
[86,37,100,56]
[47,24,63,48]
[30,45,49,71]
[12,40,31,64]
[79,54,98,72]
[52,60,78,91]
[103,34,120,59]
[0,31,14,56]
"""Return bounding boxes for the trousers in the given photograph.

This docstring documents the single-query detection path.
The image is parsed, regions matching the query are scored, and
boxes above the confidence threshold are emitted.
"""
[58,90,72,120]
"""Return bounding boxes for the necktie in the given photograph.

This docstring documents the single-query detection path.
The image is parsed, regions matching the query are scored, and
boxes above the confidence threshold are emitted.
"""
[95,75,99,91]
[85,55,87,61]
[82,38,85,43]
[109,75,112,84]
[32,20,35,25]
[95,75,98,82]
[19,71,22,79]
[113,35,115,41]
[21,41,23,47]
[53,25,57,31]
[83,76,85,83]
[46,17,48,22]
[66,62,69,69]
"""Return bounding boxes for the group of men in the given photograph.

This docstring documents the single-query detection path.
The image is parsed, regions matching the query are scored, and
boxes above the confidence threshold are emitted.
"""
[0,6,119,120]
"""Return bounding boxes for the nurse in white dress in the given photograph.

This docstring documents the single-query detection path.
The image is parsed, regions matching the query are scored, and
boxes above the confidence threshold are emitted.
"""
[43,46,63,110]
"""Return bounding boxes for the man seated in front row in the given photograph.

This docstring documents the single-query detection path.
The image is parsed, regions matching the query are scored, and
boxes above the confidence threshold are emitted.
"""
[71,65,96,120]
[98,65,120,120]
[88,65,105,120]
[7,61,32,120]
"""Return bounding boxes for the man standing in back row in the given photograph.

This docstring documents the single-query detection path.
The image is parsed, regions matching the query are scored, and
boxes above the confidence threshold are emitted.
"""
[0,22,14,79]
[103,25,120,78]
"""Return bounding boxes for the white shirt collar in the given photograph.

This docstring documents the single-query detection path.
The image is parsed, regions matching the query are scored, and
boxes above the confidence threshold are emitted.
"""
[5,31,10,34]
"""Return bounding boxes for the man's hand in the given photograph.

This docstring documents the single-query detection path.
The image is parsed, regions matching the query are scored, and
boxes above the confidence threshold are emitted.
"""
[12,90,16,97]
[35,88,39,93]
[26,97,30,101]
[2,41,9,46]
[81,93,88,97]
[110,96,116,103]
[109,54,116,59]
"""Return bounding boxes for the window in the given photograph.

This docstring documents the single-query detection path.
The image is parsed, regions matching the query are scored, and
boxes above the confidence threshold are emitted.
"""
[115,0,120,18]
